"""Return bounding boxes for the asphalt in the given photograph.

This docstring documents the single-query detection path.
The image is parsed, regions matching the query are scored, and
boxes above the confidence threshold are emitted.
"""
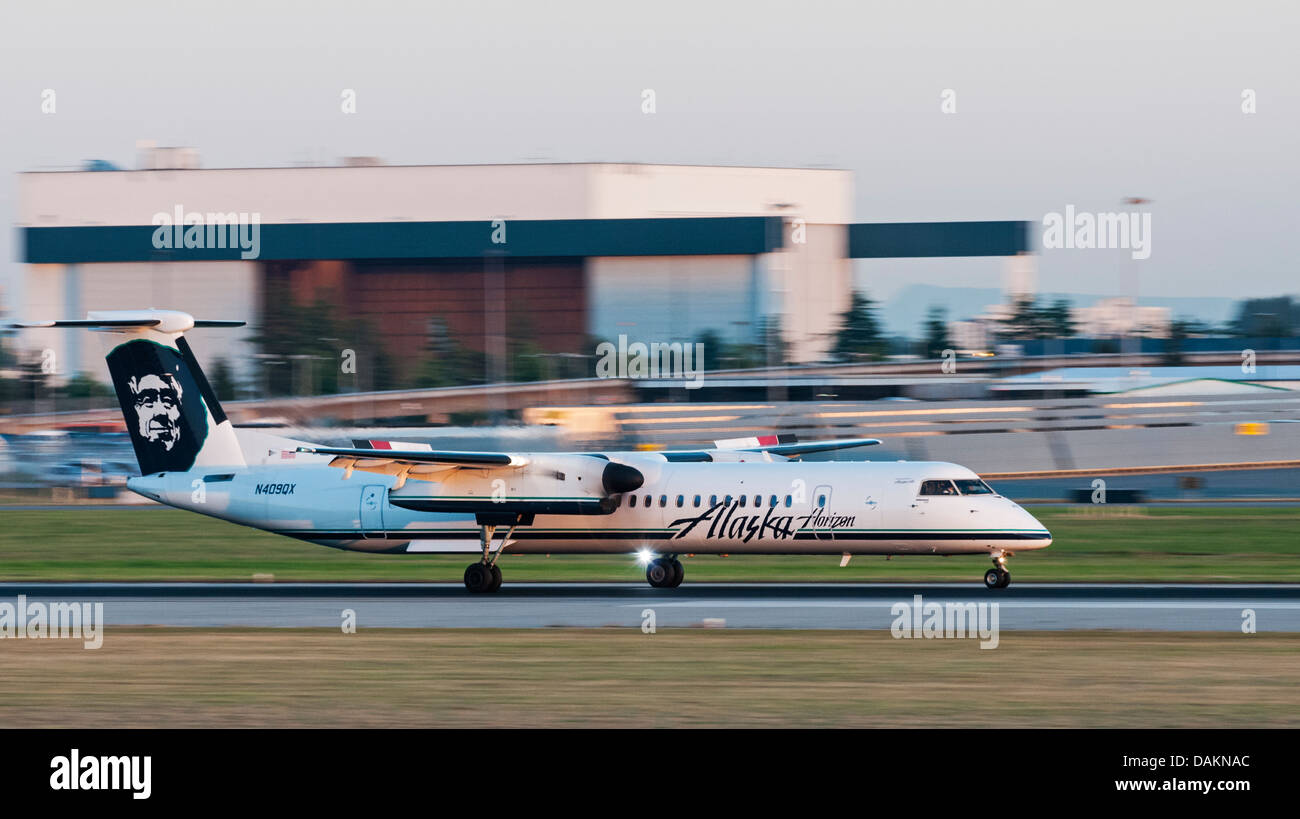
[2,582,1297,631]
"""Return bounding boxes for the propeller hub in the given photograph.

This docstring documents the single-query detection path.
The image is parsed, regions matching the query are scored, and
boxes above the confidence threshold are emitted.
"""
[601,462,644,494]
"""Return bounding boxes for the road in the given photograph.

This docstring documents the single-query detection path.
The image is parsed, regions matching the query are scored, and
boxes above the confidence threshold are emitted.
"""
[2,582,1296,631]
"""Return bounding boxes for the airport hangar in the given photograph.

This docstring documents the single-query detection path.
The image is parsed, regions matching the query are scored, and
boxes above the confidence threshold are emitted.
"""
[17,161,1032,384]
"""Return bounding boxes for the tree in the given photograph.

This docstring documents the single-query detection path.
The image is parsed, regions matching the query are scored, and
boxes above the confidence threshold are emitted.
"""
[830,291,886,362]
[414,317,484,388]
[251,286,396,395]
[1043,298,1077,338]
[57,373,115,399]
[1230,296,1299,337]
[758,315,788,368]
[1162,318,1192,365]
[208,357,239,401]
[922,306,951,358]
[998,296,1075,341]
[693,329,725,374]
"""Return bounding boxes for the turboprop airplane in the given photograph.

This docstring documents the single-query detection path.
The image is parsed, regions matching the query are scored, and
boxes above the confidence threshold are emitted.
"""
[17,310,1051,592]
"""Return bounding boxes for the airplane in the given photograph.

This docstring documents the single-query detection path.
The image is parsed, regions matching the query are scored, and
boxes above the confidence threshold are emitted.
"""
[16,310,1051,592]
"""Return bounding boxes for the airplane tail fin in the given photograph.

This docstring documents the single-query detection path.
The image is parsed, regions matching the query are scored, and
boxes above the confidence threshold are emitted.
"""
[13,310,247,475]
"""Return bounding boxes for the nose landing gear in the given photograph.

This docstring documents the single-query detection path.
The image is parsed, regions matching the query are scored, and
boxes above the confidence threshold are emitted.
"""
[646,556,684,588]
[984,552,1011,589]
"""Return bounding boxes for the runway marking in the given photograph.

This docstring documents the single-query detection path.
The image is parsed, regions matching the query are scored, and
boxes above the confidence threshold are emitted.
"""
[626,601,1300,610]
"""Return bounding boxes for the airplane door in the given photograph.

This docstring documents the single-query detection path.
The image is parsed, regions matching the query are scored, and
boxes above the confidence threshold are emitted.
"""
[812,484,834,541]
[360,485,386,537]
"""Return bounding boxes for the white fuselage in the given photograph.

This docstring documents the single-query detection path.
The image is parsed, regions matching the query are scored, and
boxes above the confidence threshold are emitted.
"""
[126,457,1052,558]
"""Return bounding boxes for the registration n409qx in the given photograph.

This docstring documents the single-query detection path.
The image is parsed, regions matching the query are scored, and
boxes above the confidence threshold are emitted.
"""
[19,310,1051,592]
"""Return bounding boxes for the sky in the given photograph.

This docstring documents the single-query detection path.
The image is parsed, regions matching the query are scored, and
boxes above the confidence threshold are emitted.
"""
[1,0,1296,308]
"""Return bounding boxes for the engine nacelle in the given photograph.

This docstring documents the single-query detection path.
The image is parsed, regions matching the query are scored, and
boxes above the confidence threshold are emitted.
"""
[387,453,643,518]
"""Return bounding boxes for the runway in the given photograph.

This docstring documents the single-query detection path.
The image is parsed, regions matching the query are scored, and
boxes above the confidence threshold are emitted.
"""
[3,582,1298,631]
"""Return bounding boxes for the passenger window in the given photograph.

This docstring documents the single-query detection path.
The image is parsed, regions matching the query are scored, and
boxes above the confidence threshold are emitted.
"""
[739,495,747,507]
[769,495,778,507]
[754,495,761,507]
[919,480,959,496]
[627,495,635,507]
[817,494,827,507]
[676,495,684,508]
[710,495,718,507]
[725,495,733,505]
[785,495,792,508]
[659,495,667,507]
[644,495,652,508]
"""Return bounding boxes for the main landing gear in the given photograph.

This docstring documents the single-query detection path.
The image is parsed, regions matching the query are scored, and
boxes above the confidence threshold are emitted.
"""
[983,552,1011,590]
[646,556,684,589]
[464,522,517,593]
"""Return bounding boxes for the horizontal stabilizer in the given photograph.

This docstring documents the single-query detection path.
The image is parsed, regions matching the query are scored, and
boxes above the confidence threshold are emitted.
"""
[10,310,245,334]
[12,319,162,329]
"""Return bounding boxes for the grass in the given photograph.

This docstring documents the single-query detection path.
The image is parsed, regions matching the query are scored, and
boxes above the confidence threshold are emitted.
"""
[1,628,1296,728]
[1,505,1297,583]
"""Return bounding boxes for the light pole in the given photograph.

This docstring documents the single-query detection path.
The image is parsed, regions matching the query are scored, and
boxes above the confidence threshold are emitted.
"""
[1121,196,1152,367]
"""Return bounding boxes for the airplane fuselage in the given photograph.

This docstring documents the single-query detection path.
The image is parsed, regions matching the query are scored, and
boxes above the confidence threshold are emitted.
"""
[28,309,1050,591]
[128,459,1052,557]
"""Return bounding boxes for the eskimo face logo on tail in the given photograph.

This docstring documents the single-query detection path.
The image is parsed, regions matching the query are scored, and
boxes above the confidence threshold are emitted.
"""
[107,339,209,474]
[128,373,182,449]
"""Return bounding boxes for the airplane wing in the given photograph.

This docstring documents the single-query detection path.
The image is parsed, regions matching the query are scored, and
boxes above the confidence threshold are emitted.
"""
[297,443,641,519]
[294,445,526,468]
[655,435,883,461]
[742,437,882,458]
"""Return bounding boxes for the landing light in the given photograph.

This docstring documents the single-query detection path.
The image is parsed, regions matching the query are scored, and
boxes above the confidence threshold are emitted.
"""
[635,549,655,566]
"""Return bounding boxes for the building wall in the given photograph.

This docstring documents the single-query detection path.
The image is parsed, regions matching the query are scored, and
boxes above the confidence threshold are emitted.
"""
[586,164,853,223]
[587,255,757,350]
[17,162,857,374]
[18,164,592,225]
[18,261,260,384]
[19,163,851,226]
[264,259,587,366]
[775,223,851,362]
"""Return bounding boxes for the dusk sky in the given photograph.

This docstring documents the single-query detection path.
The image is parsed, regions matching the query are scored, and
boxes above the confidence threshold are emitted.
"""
[2,0,1295,308]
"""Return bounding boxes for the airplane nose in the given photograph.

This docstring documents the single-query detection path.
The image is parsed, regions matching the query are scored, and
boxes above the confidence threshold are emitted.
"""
[1024,510,1052,547]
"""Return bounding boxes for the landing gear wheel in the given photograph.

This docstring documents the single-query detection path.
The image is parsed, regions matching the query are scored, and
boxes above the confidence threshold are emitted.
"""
[464,562,498,593]
[666,558,684,588]
[488,564,503,592]
[646,558,674,588]
[984,568,1011,589]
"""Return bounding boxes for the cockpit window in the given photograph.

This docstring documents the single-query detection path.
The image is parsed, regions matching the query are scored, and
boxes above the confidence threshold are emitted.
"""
[919,480,959,496]
[955,479,994,495]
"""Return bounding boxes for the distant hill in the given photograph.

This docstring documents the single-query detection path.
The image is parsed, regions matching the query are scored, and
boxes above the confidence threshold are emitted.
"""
[877,285,1238,337]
